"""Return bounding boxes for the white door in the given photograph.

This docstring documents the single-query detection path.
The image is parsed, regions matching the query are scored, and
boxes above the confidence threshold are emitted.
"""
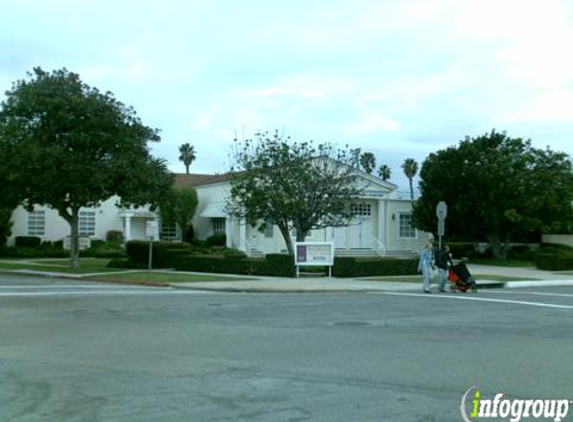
[348,203,373,248]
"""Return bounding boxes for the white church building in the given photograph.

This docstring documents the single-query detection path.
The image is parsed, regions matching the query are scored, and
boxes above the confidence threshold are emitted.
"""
[8,169,428,257]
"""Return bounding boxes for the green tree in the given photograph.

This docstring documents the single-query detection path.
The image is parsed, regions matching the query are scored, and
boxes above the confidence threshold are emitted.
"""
[179,143,196,174]
[159,185,198,241]
[402,158,419,200]
[227,130,365,255]
[377,164,391,181]
[359,152,376,174]
[0,138,18,247]
[0,67,173,268]
[412,129,573,259]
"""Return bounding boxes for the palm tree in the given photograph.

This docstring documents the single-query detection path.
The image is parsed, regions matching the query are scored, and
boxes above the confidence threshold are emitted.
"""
[402,158,418,200]
[359,152,376,174]
[377,164,391,181]
[178,143,196,174]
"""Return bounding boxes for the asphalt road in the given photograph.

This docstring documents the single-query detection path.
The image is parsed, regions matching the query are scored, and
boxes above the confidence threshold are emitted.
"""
[1,275,573,422]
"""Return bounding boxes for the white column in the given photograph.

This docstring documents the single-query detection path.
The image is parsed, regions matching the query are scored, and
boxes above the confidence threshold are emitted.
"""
[225,218,233,248]
[377,199,385,245]
[124,215,132,241]
[239,218,247,252]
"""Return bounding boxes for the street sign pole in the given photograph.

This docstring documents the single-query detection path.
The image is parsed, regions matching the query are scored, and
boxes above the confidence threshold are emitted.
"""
[436,201,447,250]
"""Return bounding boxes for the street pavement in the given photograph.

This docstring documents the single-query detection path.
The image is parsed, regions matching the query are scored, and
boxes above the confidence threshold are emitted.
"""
[2,273,573,421]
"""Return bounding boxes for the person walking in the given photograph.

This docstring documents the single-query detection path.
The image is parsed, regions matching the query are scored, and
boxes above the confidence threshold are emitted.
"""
[435,244,453,292]
[418,242,434,293]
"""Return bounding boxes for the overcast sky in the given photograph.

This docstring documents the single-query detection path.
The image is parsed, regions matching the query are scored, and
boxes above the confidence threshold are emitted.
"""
[2,0,573,194]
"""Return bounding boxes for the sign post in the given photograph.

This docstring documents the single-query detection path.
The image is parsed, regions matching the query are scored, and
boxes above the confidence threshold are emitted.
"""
[146,220,158,271]
[436,201,447,250]
[294,242,334,278]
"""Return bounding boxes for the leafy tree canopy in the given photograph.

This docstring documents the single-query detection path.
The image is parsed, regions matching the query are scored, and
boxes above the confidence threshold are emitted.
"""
[0,67,173,266]
[159,185,198,241]
[412,129,573,258]
[227,130,366,255]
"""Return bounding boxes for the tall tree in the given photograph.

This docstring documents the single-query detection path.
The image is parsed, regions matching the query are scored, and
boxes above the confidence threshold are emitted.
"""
[178,143,196,174]
[0,135,18,246]
[412,129,573,258]
[0,67,173,268]
[227,130,365,255]
[359,152,376,174]
[159,185,198,241]
[402,158,419,200]
[377,164,391,181]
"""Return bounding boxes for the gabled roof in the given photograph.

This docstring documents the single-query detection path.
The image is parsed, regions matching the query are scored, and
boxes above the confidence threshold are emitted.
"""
[174,173,236,188]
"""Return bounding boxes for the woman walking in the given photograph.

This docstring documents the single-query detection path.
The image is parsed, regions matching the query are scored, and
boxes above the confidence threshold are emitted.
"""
[418,243,434,293]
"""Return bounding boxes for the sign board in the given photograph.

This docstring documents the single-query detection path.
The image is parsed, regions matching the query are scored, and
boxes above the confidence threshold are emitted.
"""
[145,220,158,238]
[295,242,334,266]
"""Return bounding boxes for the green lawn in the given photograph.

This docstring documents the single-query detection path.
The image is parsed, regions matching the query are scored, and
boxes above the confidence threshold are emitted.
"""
[87,272,251,283]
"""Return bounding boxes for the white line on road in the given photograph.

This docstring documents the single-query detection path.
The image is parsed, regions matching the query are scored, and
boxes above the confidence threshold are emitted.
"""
[0,289,217,297]
[377,292,573,309]
[0,284,143,289]
[484,291,573,299]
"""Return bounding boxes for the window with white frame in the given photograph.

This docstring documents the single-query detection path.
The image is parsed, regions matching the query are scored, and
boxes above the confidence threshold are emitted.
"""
[212,218,226,235]
[78,211,96,236]
[160,222,178,240]
[351,203,372,216]
[27,211,45,236]
[399,213,416,238]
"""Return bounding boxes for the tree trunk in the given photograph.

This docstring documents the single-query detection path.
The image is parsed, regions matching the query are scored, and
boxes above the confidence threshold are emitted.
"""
[409,178,414,200]
[487,233,510,260]
[278,225,294,255]
[57,206,80,269]
[69,208,80,269]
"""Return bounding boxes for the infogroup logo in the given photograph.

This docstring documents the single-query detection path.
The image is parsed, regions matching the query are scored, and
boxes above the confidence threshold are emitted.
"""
[460,387,571,422]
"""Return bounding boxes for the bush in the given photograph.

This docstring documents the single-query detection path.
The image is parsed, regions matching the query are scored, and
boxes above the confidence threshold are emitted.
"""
[536,253,573,271]
[333,256,418,278]
[106,230,124,243]
[0,245,68,258]
[90,239,105,249]
[15,236,42,248]
[507,245,536,261]
[82,240,127,259]
[125,240,190,268]
[173,253,295,277]
[206,234,226,247]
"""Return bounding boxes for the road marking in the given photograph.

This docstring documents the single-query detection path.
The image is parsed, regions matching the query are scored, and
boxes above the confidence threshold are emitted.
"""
[0,284,142,289]
[0,289,217,297]
[377,292,573,309]
[485,291,573,299]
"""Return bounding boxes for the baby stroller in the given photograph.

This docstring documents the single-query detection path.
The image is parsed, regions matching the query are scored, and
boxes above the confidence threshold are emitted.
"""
[448,261,477,293]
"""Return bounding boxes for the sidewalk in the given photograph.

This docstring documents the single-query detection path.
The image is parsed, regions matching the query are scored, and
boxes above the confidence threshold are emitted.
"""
[169,264,573,293]
[4,263,573,293]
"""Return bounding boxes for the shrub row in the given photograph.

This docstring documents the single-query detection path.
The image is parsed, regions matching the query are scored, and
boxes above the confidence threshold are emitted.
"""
[172,253,296,277]
[535,253,573,271]
[125,240,190,268]
[332,257,418,277]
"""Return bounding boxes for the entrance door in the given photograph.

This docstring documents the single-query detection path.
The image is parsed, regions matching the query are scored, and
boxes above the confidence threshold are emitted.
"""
[348,203,372,249]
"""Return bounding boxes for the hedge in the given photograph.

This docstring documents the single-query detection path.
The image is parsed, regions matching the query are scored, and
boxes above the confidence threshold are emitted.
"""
[333,256,418,277]
[15,236,42,248]
[535,253,573,271]
[125,240,190,268]
[172,253,296,277]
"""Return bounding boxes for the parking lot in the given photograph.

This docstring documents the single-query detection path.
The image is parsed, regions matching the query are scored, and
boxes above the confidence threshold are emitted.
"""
[1,274,572,421]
